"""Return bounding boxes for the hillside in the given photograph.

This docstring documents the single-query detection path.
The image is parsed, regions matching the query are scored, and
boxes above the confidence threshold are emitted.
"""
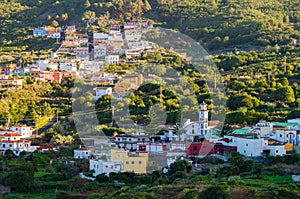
[1,0,300,55]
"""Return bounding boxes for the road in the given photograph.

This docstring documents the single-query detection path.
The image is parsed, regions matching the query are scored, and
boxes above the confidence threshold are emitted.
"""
[32,119,57,136]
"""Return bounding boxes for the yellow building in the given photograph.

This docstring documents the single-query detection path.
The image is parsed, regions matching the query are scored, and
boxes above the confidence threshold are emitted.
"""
[284,142,293,152]
[111,149,148,174]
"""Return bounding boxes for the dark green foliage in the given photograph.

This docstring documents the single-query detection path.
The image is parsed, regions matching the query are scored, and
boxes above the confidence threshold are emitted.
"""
[95,94,113,125]
[198,184,232,199]
[4,162,35,193]
[96,174,110,183]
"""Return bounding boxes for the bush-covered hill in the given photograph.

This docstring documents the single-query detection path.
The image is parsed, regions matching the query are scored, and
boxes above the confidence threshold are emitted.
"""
[1,0,300,53]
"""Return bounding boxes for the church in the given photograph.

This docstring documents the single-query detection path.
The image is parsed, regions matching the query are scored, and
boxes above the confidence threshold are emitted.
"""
[182,102,219,141]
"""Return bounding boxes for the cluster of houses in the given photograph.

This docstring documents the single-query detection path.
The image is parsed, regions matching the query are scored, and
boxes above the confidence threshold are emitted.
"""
[72,102,300,177]
[92,73,158,100]
[0,125,59,157]
[33,26,61,39]
[93,21,153,61]
[55,25,90,61]
[2,21,155,90]
[0,126,34,156]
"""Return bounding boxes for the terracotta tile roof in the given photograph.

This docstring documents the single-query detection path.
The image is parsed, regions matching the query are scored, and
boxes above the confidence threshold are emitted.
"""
[1,133,22,137]
[1,140,30,143]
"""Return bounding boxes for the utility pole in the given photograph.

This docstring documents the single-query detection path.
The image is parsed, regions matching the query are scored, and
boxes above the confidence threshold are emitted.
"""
[36,120,38,137]
[56,109,59,122]
[284,55,287,73]
[214,72,217,90]
[160,85,163,106]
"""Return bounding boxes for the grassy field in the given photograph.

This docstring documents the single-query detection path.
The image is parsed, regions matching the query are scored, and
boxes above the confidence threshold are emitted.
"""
[242,174,293,189]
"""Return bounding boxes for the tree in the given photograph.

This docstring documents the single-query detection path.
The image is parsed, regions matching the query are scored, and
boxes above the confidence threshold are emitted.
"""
[96,174,110,183]
[85,0,91,8]
[5,162,35,192]
[83,11,96,20]
[144,0,152,11]
[271,86,295,103]
[52,20,59,27]
[198,184,231,199]
[283,15,290,23]
[95,94,113,124]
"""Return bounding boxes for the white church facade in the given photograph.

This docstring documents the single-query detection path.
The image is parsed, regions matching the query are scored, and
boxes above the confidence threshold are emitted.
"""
[182,102,217,141]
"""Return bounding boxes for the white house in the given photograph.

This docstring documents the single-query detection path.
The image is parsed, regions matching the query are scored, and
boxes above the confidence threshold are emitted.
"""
[236,138,264,157]
[0,132,32,156]
[59,61,78,72]
[255,120,273,136]
[80,61,104,72]
[270,130,297,145]
[7,126,32,138]
[105,55,119,64]
[74,148,93,159]
[90,159,122,177]
[268,145,286,156]
[94,45,107,59]
[287,118,300,127]
[93,87,112,101]
[36,60,59,71]
[166,148,186,167]
[90,72,119,84]
[94,33,109,41]
[137,142,165,152]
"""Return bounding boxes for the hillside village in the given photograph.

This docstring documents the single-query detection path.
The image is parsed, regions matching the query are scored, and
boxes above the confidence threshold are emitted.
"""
[1,21,300,169]
[1,0,300,197]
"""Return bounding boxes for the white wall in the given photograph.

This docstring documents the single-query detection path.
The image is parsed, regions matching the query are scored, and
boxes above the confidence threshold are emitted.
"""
[237,138,264,157]
[268,145,286,156]
[74,149,92,159]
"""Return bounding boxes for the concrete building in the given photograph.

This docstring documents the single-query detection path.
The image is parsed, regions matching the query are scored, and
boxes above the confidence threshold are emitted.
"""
[0,132,32,156]
[111,149,149,174]
[89,159,122,177]
[93,87,112,101]
[105,55,120,64]
[236,138,264,157]
[74,148,93,159]
[6,126,32,138]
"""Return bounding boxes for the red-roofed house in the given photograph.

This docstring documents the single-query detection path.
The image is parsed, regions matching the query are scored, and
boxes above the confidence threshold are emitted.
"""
[0,132,32,156]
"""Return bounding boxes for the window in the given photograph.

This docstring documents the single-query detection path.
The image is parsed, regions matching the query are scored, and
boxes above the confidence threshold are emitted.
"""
[86,152,88,154]
[193,146,197,150]
[131,161,135,164]
[276,150,278,153]
[129,138,132,141]
[192,130,195,134]
[139,161,142,164]
[126,161,129,165]
[2,144,5,148]
[9,144,12,147]
[246,144,248,146]
[244,150,246,153]
[280,134,282,137]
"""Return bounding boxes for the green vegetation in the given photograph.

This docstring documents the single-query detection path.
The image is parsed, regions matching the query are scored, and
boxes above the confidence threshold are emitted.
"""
[1,153,299,198]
